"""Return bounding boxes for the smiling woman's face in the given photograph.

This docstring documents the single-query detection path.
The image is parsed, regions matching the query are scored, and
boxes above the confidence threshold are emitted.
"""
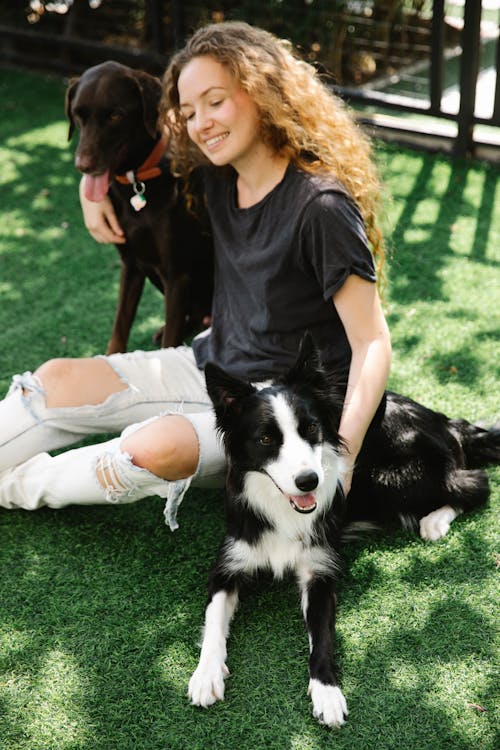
[178,55,262,171]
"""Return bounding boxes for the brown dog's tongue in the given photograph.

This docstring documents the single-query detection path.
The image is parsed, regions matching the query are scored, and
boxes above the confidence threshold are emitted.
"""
[82,171,110,202]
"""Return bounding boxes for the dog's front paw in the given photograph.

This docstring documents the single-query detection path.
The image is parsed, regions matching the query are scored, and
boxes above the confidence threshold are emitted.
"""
[188,659,230,707]
[308,679,348,727]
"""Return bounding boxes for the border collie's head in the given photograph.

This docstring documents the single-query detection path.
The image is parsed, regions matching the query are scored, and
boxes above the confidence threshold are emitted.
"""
[205,334,344,514]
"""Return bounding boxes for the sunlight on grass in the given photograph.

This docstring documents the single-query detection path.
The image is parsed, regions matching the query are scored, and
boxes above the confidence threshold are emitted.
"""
[1,648,91,750]
[412,197,442,226]
[0,627,32,657]
[135,313,164,337]
[0,282,16,299]
[401,226,433,244]
[156,642,195,691]
[388,661,421,690]
[0,211,33,239]
[428,161,453,195]
[449,216,477,255]
[426,661,495,744]
[385,658,494,747]
[26,650,91,747]
[462,168,488,211]
[290,732,318,749]
[0,150,24,184]
[7,124,68,150]
[380,151,424,195]
[37,226,70,243]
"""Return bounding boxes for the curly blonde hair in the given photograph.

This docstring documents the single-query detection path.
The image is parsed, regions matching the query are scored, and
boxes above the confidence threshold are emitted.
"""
[161,21,386,277]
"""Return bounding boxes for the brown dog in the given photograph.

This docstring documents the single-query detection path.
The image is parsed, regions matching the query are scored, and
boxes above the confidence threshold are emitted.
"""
[66,60,213,354]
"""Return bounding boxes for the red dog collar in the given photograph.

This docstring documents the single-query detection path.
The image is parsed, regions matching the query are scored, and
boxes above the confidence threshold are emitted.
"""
[115,131,169,185]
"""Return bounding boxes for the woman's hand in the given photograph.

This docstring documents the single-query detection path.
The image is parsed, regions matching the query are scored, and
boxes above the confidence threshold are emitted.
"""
[79,177,126,244]
[339,452,355,496]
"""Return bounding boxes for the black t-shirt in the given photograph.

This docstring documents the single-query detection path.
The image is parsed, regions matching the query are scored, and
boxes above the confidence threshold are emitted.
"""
[192,163,376,383]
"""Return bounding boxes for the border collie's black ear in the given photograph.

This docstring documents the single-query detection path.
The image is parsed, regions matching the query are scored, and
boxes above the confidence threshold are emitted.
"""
[204,362,256,418]
[133,70,163,138]
[285,333,344,432]
[65,76,80,141]
[284,332,324,387]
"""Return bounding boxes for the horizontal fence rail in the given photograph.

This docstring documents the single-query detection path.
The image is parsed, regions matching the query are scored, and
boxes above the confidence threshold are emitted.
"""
[0,0,498,160]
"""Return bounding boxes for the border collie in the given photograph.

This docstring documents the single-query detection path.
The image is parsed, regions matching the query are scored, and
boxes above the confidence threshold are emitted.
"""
[188,334,499,727]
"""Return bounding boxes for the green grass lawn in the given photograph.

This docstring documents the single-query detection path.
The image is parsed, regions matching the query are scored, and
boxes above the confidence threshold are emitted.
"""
[0,66,499,750]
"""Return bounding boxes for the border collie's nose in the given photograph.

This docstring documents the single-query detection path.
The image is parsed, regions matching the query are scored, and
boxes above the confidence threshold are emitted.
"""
[295,470,319,492]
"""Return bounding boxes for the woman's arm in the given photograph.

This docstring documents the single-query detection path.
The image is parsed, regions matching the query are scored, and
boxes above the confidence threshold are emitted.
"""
[333,274,392,493]
[79,177,126,245]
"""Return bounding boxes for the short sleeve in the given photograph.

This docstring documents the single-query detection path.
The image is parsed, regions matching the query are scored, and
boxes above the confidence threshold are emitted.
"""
[299,190,376,301]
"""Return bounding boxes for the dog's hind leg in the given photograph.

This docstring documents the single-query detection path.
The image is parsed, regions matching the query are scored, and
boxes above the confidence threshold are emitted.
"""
[419,468,490,541]
[188,585,239,707]
[300,575,348,727]
[107,262,146,354]
[162,274,190,348]
[419,505,462,541]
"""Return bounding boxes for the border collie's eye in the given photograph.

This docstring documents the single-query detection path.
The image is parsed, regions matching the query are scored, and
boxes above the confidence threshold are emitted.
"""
[259,434,273,446]
[109,112,124,123]
[307,422,320,435]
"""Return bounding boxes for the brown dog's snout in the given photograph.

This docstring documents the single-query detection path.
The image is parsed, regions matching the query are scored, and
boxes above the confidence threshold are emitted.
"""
[74,151,94,173]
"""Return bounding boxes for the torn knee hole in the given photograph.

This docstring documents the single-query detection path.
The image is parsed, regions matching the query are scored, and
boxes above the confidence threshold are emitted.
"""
[95,452,130,501]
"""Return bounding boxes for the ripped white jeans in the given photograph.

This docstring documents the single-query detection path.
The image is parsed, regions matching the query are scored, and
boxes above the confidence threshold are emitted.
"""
[0,346,225,529]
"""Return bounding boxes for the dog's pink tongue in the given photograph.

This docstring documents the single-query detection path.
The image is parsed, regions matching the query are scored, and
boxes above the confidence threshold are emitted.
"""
[290,493,316,510]
[82,171,110,202]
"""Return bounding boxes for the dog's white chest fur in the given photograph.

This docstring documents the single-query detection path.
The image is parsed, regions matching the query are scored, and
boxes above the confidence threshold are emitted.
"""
[223,529,337,581]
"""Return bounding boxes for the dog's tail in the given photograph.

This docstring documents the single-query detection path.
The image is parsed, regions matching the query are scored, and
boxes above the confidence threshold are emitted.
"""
[341,520,382,543]
[458,419,500,468]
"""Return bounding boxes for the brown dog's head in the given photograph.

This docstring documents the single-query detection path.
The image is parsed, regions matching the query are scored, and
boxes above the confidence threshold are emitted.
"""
[65,61,163,198]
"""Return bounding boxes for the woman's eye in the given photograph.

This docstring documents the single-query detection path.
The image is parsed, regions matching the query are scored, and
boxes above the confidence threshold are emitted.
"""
[210,100,222,108]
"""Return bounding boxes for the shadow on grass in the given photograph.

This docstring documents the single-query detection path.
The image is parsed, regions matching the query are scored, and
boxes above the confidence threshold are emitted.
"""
[386,153,499,307]
[471,167,499,262]
[382,150,499,396]
[0,68,68,141]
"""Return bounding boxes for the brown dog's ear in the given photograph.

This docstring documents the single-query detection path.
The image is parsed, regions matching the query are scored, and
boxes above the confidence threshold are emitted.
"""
[133,71,163,138]
[65,76,80,141]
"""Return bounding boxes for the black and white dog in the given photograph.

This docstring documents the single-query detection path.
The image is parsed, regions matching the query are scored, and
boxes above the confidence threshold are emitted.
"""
[188,334,499,727]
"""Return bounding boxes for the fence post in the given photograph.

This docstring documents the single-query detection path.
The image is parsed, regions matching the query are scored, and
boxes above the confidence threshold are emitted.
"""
[493,31,500,123]
[146,0,163,54]
[430,0,445,114]
[454,0,482,157]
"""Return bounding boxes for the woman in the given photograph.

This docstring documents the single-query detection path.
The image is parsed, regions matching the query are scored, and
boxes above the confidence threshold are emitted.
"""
[0,22,391,525]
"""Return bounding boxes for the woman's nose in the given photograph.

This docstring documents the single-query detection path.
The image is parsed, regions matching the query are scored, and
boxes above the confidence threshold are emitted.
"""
[195,109,213,133]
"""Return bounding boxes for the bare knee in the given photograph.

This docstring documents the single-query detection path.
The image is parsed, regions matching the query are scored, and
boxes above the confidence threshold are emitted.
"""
[33,359,73,407]
[35,357,127,408]
[35,358,74,389]
[120,415,199,480]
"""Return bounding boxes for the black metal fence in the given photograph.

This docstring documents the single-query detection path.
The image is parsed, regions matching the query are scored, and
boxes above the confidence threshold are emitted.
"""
[0,0,498,159]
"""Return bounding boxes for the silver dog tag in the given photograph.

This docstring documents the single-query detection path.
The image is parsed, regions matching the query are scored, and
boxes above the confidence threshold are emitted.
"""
[130,193,147,211]
[129,174,147,211]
